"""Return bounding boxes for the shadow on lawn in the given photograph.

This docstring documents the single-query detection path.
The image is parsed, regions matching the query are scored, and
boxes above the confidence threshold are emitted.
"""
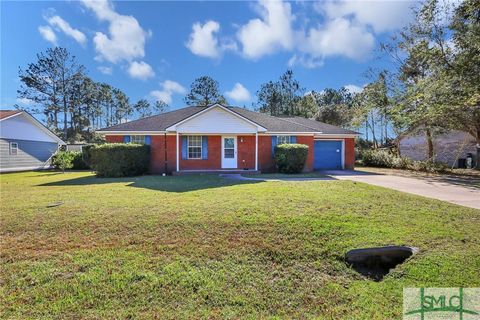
[39,174,262,193]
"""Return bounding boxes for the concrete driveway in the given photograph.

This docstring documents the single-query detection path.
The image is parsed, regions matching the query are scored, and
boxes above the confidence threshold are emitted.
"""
[322,170,480,210]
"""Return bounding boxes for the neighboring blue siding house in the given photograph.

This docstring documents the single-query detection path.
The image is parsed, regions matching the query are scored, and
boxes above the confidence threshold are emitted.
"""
[0,110,65,173]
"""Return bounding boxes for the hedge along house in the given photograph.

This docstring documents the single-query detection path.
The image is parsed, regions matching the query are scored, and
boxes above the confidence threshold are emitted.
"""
[98,104,359,174]
[0,110,65,173]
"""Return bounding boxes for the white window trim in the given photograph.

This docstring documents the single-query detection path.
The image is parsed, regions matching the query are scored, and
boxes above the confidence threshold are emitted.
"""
[277,135,291,145]
[9,142,18,155]
[130,135,146,144]
[187,135,202,160]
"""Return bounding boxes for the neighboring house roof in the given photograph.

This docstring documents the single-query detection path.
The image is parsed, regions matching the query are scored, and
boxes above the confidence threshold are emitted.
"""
[0,110,22,120]
[98,104,359,135]
[0,109,65,144]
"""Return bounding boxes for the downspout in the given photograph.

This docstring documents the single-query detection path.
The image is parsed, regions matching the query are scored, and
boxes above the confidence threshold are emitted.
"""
[164,132,167,174]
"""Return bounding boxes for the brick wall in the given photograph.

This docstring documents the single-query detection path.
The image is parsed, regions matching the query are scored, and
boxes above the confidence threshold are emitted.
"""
[179,135,221,170]
[297,136,314,172]
[237,135,256,169]
[105,135,123,143]
[258,135,275,172]
[105,134,352,173]
[344,138,355,169]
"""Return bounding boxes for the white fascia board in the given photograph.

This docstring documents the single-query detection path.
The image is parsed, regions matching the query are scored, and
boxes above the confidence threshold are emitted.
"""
[98,131,166,135]
[314,134,358,139]
[0,112,22,122]
[21,112,66,144]
[165,104,267,132]
[261,132,316,135]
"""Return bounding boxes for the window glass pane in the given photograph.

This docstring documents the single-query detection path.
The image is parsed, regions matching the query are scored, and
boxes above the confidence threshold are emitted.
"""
[224,149,234,158]
[10,143,18,155]
[187,136,202,159]
[188,147,202,159]
[277,136,290,145]
[188,136,202,147]
[131,135,145,144]
[224,138,234,148]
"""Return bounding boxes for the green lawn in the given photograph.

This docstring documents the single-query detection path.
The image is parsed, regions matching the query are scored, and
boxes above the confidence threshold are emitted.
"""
[1,171,479,319]
[242,172,328,179]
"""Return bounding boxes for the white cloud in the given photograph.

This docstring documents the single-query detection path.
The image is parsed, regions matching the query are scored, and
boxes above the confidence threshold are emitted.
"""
[97,66,113,75]
[287,54,324,69]
[46,15,87,46]
[303,18,375,62]
[16,98,35,106]
[186,20,237,59]
[38,25,57,45]
[344,84,363,94]
[81,0,151,63]
[186,21,221,58]
[149,80,186,104]
[218,0,414,67]
[319,0,413,33]
[237,0,295,59]
[225,83,251,103]
[127,61,155,80]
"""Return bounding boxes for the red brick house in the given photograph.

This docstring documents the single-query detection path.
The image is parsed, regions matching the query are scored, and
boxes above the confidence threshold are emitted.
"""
[98,104,358,174]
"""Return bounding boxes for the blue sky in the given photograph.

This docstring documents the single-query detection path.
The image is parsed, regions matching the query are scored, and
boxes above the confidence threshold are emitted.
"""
[1,0,414,111]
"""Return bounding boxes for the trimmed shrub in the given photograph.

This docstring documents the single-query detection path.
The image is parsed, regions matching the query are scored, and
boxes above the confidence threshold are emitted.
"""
[71,151,89,169]
[52,151,75,172]
[81,144,94,167]
[89,143,150,177]
[410,160,448,173]
[361,149,448,173]
[274,143,309,173]
[361,149,397,168]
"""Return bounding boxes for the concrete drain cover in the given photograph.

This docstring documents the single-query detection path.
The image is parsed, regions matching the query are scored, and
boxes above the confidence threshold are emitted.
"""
[346,246,418,281]
[46,202,63,208]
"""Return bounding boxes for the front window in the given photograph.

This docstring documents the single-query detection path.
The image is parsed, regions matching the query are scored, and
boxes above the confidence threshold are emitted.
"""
[9,142,18,155]
[187,136,202,159]
[277,135,291,145]
[131,135,145,144]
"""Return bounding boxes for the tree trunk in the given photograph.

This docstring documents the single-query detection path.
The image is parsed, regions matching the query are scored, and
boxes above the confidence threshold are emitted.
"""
[476,139,480,169]
[425,127,434,160]
[63,96,68,141]
[370,114,378,149]
[365,121,369,141]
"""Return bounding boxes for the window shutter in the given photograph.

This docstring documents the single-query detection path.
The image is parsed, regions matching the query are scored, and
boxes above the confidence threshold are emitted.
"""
[202,136,208,159]
[145,136,151,145]
[182,136,187,159]
[290,136,297,144]
[271,136,277,157]
[123,135,131,143]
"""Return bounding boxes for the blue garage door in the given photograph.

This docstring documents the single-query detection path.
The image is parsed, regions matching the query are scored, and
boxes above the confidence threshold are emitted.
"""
[314,140,343,170]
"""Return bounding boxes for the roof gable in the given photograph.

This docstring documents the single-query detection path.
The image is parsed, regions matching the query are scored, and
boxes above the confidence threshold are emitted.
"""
[97,104,358,136]
[0,110,22,120]
[0,111,65,144]
[166,104,267,133]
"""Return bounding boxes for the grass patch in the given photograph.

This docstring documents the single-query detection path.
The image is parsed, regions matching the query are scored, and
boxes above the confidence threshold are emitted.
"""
[242,172,328,179]
[1,171,479,319]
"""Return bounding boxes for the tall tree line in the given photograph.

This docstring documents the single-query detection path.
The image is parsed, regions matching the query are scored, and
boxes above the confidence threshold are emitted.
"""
[378,0,479,165]
[254,0,479,167]
[17,47,166,143]
[255,70,356,129]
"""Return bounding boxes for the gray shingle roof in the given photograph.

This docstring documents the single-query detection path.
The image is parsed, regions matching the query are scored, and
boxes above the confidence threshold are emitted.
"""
[98,105,358,135]
[98,106,207,132]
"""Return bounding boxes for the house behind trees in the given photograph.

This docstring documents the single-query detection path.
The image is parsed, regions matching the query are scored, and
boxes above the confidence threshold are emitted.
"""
[399,130,477,168]
[0,110,65,172]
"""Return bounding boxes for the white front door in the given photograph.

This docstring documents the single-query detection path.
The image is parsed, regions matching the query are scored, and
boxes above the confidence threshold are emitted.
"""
[221,136,237,169]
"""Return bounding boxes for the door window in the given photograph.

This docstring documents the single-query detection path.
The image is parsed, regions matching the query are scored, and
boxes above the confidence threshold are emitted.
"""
[224,138,234,158]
